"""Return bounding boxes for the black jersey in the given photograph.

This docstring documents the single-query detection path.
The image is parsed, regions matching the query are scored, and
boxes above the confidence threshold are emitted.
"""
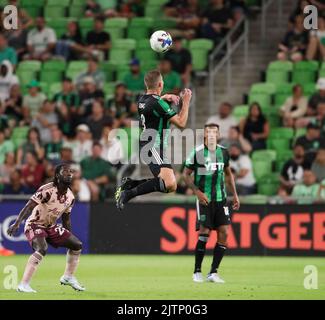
[138,94,177,151]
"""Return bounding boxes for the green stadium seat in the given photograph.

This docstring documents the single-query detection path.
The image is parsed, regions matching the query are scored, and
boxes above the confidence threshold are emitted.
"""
[295,128,307,139]
[250,82,276,94]
[23,6,42,18]
[240,194,268,204]
[145,5,161,18]
[189,39,214,71]
[39,82,49,95]
[79,18,94,38]
[97,0,117,9]
[66,61,88,80]
[135,49,158,64]
[72,0,86,4]
[249,83,276,107]
[267,138,291,153]
[69,5,84,18]
[292,60,319,84]
[11,126,29,139]
[233,104,249,120]
[104,18,128,40]
[116,65,130,81]
[40,70,63,84]
[152,18,177,30]
[303,83,317,96]
[21,0,45,6]
[275,150,293,172]
[17,61,42,86]
[103,82,116,97]
[257,174,279,196]
[44,6,67,19]
[128,18,153,40]
[112,39,136,50]
[42,60,67,71]
[252,159,273,181]
[17,60,42,72]
[99,61,117,82]
[142,60,159,72]
[110,39,136,64]
[269,127,294,139]
[46,18,70,38]
[48,82,62,99]
[252,149,277,162]
[274,83,294,106]
[266,61,293,84]
[147,0,169,4]
[47,0,70,5]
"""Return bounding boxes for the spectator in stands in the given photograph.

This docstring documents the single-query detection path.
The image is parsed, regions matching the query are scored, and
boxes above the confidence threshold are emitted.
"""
[200,0,234,42]
[288,0,309,29]
[21,151,45,193]
[55,20,84,61]
[76,57,105,90]
[22,80,47,121]
[292,170,320,202]
[116,0,145,18]
[86,17,111,60]
[31,100,59,144]
[65,124,93,163]
[45,126,64,164]
[165,36,192,86]
[310,0,325,11]
[0,60,19,103]
[100,123,124,165]
[78,76,105,119]
[71,177,92,201]
[0,152,15,187]
[4,19,28,60]
[3,169,29,195]
[80,141,113,201]
[306,15,325,60]
[239,102,269,151]
[25,17,57,61]
[85,0,102,17]
[159,59,182,94]
[229,0,249,21]
[0,129,14,165]
[16,127,44,165]
[280,84,308,128]
[279,144,310,195]
[53,77,80,138]
[220,125,252,153]
[296,122,325,163]
[167,0,201,39]
[277,15,309,62]
[0,34,17,67]
[311,148,325,182]
[123,58,145,94]
[86,100,113,140]
[229,144,256,195]
[315,102,325,137]
[107,83,137,127]
[3,84,23,125]
[206,102,238,139]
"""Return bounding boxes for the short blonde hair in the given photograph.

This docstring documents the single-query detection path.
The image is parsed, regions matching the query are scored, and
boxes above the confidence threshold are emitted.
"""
[144,70,162,90]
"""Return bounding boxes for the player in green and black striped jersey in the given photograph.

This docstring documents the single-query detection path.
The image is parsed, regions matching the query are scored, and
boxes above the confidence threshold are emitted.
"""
[184,123,240,284]
[115,69,192,211]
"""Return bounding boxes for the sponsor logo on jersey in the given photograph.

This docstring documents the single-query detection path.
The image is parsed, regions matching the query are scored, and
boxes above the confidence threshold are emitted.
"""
[138,103,145,110]
[205,162,224,171]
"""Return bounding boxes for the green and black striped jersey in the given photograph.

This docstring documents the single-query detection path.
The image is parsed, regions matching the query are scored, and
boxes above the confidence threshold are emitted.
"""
[138,94,177,150]
[185,144,230,202]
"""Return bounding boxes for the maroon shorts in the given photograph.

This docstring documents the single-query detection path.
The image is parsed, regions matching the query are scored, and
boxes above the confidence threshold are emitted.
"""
[25,224,71,248]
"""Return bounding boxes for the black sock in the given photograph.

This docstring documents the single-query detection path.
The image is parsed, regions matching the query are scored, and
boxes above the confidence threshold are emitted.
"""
[129,179,149,189]
[124,177,167,202]
[210,243,227,274]
[194,234,209,273]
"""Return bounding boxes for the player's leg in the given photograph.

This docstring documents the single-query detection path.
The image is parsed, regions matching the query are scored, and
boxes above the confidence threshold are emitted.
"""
[17,237,48,293]
[207,225,229,284]
[193,226,210,283]
[59,234,85,291]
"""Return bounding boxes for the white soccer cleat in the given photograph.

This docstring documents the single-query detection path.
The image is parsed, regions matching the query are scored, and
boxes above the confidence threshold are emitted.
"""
[192,272,204,283]
[17,283,37,293]
[60,275,85,291]
[207,273,225,284]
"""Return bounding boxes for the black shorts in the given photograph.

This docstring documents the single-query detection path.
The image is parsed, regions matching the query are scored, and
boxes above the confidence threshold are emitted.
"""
[196,200,231,231]
[141,144,173,177]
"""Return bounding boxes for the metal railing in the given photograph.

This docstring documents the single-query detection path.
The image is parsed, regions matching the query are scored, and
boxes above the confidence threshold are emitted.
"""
[208,0,284,114]
[208,16,249,113]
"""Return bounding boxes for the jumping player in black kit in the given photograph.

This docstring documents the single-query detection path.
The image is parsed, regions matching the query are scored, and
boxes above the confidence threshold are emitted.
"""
[115,69,192,210]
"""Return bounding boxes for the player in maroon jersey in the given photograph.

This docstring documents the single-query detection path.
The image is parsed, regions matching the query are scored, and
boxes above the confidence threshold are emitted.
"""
[7,164,85,293]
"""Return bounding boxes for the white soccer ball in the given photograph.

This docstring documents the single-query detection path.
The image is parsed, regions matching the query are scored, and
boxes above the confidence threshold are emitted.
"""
[150,30,173,53]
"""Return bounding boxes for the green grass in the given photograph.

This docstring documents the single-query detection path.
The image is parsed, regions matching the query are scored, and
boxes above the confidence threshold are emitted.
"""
[0,255,324,300]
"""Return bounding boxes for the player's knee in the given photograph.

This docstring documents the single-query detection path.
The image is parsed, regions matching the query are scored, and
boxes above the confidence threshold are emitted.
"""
[73,241,83,251]
[218,229,228,243]
[37,246,48,257]
[166,181,177,193]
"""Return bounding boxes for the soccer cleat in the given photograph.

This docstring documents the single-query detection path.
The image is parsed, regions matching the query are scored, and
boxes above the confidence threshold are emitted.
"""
[17,283,37,293]
[60,275,85,291]
[192,272,204,283]
[116,190,128,211]
[207,273,225,284]
[0,247,15,256]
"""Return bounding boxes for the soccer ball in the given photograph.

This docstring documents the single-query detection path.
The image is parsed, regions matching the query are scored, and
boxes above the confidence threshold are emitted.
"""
[150,30,173,53]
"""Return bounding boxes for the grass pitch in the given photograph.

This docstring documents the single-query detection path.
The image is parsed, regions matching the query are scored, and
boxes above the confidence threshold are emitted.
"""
[0,255,324,300]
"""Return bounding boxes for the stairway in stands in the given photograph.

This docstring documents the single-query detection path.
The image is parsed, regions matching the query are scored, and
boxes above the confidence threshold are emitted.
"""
[195,0,297,129]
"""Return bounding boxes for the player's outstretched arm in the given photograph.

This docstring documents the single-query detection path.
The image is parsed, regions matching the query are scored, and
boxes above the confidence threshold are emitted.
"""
[225,167,240,210]
[169,88,192,129]
[7,200,38,236]
[183,167,209,206]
